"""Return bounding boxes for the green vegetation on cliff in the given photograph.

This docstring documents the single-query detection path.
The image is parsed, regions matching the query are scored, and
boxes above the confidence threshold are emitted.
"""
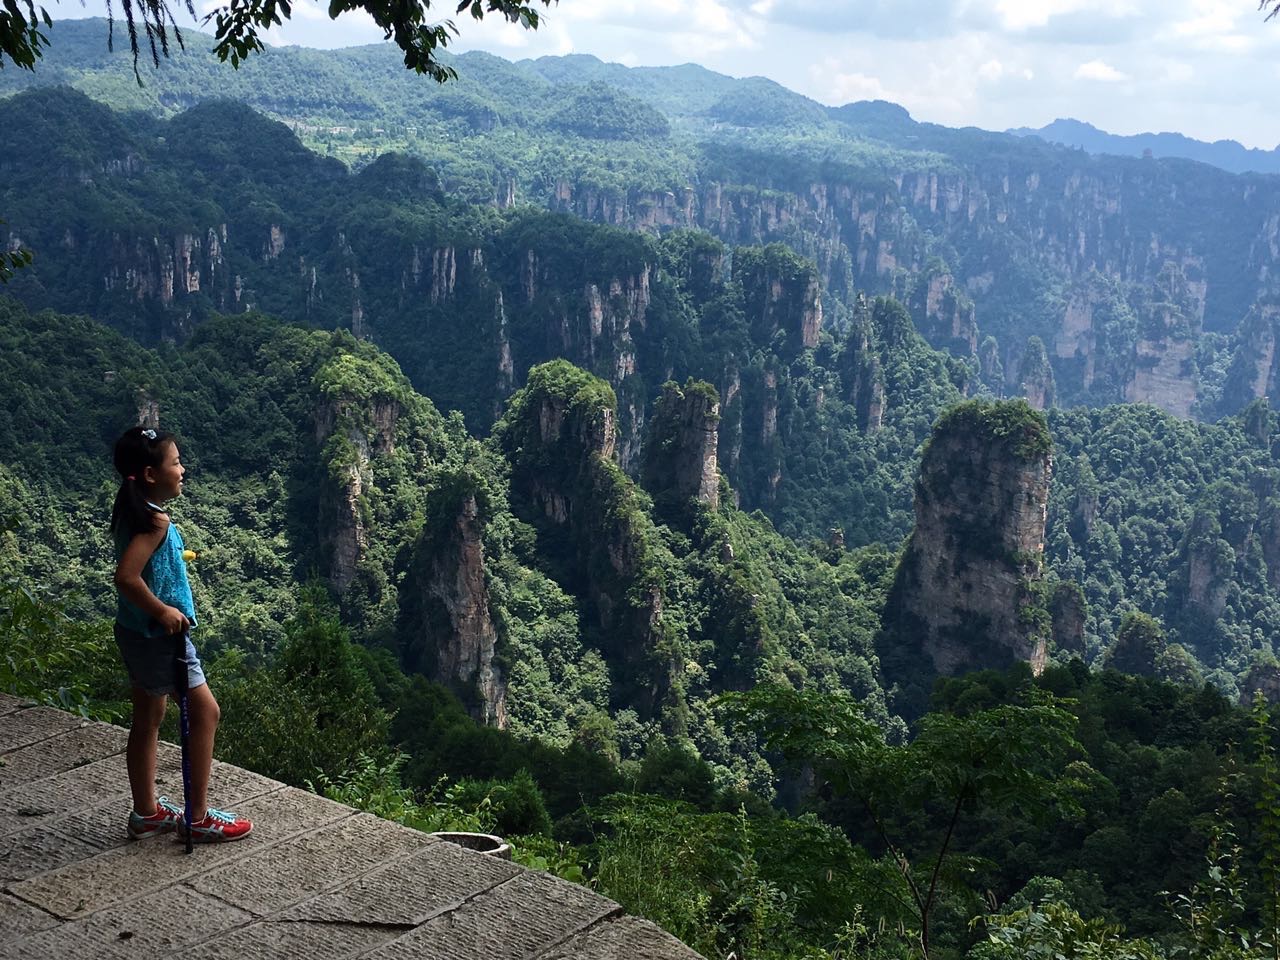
[8,41,1280,959]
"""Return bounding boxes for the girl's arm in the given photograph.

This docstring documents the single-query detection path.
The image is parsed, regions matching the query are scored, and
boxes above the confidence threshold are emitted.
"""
[114,516,190,635]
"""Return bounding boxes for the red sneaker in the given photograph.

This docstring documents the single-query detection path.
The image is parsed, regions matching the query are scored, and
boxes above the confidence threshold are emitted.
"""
[127,796,183,839]
[178,806,254,843]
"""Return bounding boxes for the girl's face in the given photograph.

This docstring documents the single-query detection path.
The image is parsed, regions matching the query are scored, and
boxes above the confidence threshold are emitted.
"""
[144,442,185,503]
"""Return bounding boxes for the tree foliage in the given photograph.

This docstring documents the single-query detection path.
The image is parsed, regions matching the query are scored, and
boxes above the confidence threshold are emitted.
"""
[0,0,554,81]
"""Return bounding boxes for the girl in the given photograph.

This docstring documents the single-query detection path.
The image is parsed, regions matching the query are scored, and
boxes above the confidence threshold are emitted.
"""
[111,426,252,843]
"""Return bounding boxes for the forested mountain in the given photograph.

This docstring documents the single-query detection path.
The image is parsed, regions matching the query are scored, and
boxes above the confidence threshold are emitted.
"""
[7,292,1280,959]
[7,19,1280,425]
[4,84,1280,687]
[9,21,1280,960]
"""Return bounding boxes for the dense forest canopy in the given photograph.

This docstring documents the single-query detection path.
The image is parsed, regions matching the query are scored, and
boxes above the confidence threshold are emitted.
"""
[7,18,1280,426]
[6,23,1280,960]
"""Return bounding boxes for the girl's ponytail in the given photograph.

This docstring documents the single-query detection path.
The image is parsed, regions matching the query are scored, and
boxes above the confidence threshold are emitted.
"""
[110,426,175,537]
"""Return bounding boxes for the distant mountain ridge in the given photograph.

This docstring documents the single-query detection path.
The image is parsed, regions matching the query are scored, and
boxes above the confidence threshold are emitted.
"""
[1008,117,1280,175]
[12,17,1280,429]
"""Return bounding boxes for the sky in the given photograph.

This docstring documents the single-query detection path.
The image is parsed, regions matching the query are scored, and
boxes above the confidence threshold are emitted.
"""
[55,0,1280,149]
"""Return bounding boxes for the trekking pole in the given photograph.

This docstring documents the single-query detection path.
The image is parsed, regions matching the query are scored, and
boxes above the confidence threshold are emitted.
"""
[174,629,194,855]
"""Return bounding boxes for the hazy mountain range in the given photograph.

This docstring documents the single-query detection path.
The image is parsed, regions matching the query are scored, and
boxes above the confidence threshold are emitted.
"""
[1008,117,1280,175]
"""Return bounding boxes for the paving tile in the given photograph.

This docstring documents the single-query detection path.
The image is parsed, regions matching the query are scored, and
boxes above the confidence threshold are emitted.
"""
[8,786,345,918]
[0,694,33,717]
[0,825,102,884]
[0,892,58,948]
[0,723,128,789]
[44,747,278,856]
[0,705,704,960]
[0,753,130,838]
[537,915,705,959]
[203,757,286,804]
[189,811,433,915]
[181,919,398,960]
[0,706,86,755]
[7,884,254,960]
[277,838,521,926]
[49,745,182,854]
[0,746,191,881]
[363,871,619,960]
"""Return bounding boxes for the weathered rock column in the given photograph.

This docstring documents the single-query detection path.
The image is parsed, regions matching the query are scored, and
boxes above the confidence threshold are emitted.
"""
[880,400,1053,698]
[641,379,721,514]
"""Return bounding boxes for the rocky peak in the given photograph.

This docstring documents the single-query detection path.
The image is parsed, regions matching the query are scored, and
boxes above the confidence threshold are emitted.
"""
[498,361,677,718]
[978,336,1004,395]
[1242,660,1280,705]
[736,244,824,352]
[401,484,507,727]
[1220,300,1280,415]
[314,386,402,595]
[879,400,1053,710]
[135,389,160,430]
[535,382,617,463]
[1178,510,1234,620]
[1049,580,1087,660]
[1018,336,1057,410]
[1261,499,1280,592]
[1103,612,1167,677]
[908,264,977,356]
[641,379,721,515]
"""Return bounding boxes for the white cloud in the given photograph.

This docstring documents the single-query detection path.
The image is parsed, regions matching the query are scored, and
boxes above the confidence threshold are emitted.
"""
[1074,59,1129,81]
[822,67,893,103]
[1159,60,1195,84]
[1169,0,1241,37]
[290,2,330,24]
[991,0,1140,32]
[978,58,1004,81]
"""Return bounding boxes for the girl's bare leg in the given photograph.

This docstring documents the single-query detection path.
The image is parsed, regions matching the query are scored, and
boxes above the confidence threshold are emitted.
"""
[127,687,168,815]
[185,682,221,820]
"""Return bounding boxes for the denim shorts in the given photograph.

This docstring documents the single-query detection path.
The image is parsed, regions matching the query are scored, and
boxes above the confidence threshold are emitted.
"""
[113,623,207,696]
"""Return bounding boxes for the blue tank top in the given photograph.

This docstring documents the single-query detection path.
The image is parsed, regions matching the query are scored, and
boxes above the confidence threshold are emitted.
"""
[114,503,198,636]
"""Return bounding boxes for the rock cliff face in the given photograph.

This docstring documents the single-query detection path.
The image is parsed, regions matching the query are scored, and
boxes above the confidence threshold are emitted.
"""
[1242,661,1280,704]
[403,489,507,727]
[908,265,977,356]
[18,88,1280,433]
[1221,301,1280,415]
[1124,310,1197,418]
[543,150,1280,418]
[880,401,1053,708]
[1018,336,1057,411]
[315,397,400,595]
[641,380,721,514]
[1049,581,1088,660]
[500,361,676,717]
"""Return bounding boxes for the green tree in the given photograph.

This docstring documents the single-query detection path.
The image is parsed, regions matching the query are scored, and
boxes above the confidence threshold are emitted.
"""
[724,684,1081,958]
[1,0,555,80]
[1252,693,1280,957]
[1106,612,1167,678]
[0,220,31,283]
[211,587,389,785]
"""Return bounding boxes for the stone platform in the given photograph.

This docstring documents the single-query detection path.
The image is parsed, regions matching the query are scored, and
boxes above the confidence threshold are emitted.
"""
[0,694,703,959]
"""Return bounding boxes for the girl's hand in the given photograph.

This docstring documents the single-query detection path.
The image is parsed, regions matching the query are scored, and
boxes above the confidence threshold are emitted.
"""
[158,606,191,636]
